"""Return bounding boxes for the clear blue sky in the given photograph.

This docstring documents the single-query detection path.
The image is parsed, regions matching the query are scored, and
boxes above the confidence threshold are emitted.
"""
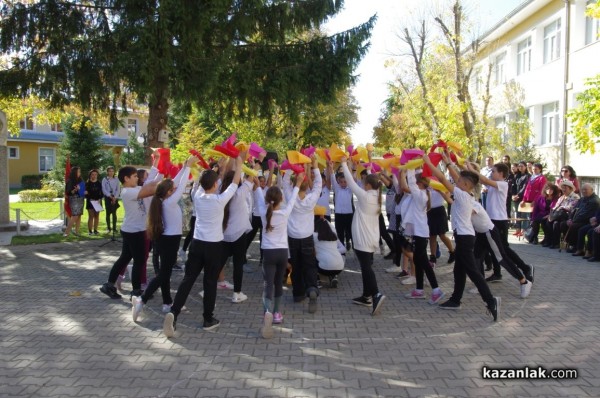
[324,0,525,145]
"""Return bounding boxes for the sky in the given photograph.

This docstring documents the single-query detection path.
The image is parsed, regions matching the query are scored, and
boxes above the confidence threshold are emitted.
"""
[323,0,525,145]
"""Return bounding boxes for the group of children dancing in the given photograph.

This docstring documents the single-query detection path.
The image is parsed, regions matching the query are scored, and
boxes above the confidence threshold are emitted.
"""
[99,144,536,338]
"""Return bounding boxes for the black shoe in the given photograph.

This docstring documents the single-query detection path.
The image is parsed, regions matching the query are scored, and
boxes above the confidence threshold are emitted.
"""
[566,246,576,254]
[308,290,318,314]
[372,293,385,315]
[329,276,339,288]
[572,251,585,257]
[395,270,410,279]
[447,251,456,264]
[438,299,461,310]
[100,283,121,299]
[93,230,99,235]
[588,257,600,262]
[351,296,372,307]
[383,252,395,260]
[542,242,550,247]
[485,264,493,272]
[203,318,220,331]
[526,265,534,283]
[487,297,501,322]
[346,242,352,251]
[485,274,503,283]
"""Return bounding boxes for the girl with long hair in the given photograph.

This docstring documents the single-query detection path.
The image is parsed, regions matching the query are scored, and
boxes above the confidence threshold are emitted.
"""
[132,157,195,321]
[254,172,304,338]
[64,166,85,237]
[85,169,103,235]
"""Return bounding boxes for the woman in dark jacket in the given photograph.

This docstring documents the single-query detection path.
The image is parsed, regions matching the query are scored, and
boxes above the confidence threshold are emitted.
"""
[64,166,85,237]
[511,162,531,236]
[85,169,103,235]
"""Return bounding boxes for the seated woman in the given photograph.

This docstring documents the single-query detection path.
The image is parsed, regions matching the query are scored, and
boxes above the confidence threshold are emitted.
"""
[313,206,346,288]
[529,184,560,245]
[556,165,580,195]
[541,181,579,249]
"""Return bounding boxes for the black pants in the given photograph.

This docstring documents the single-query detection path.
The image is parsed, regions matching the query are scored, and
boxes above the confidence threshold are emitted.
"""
[560,221,585,247]
[577,224,594,251]
[108,230,146,290]
[591,229,600,258]
[288,235,319,298]
[182,216,196,252]
[142,234,181,305]
[413,236,438,290]
[354,249,379,297]
[171,239,226,322]
[104,197,118,231]
[224,233,248,293]
[475,228,525,281]
[491,220,530,277]
[334,213,353,246]
[379,213,395,252]
[449,234,494,306]
[246,215,263,260]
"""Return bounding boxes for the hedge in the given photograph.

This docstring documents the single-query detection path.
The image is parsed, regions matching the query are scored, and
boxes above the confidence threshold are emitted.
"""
[18,190,59,203]
[21,174,45,189]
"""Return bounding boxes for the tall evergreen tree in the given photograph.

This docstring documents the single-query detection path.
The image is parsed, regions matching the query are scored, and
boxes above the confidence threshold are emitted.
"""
[0,1,374,160]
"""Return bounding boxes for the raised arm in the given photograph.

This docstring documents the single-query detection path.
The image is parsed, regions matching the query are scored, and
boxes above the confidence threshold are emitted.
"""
[341,158,367,201]
[466,162,497,188]
[423,153,455,193]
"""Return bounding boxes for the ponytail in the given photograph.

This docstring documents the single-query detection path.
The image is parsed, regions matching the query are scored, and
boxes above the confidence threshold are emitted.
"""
[266,203,274,232]
[147,179,172,241]
[264,186,283,233]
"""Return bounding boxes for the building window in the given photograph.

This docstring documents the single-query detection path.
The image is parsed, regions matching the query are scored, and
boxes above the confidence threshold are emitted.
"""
[19,116,34,130]
[541,102,560,145]
[472,67,482,94]
[495,116,508,143]
[517,37,531,75]
[127,118,138,135]
[39,148,55,172]
[494,52,506,85]
[586,1,600,45]
[543,19,561,63]
[8,147,19,159]
[50,122,62,132]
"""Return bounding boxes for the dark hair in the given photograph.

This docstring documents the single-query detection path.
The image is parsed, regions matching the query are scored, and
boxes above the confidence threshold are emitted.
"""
[459,170,479,187]
[416,174,431,211]
[545,183,561,200]
[360,169,368,177]
[533,163,543,172]
[147,179,173,241]
[69,166,82,184]
[137,169,147,186]
[219,170,235,231]
[364,174,382,215]
[315,218,338,241]
[561,165,577,178]
[118,166,137,184]
[493,163,509,178]
[503,155,510,161]
[200,169,219,191]
[264,187,283,232]
[87,168,99,181]
[518,161,527,167]
[106,166,115,172]
[335,172,345,182]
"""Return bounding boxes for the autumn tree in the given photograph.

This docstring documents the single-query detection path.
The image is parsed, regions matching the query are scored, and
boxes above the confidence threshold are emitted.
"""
[0,1,374,163]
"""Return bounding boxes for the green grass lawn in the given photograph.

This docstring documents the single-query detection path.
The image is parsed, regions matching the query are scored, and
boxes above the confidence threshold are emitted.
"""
[9,201,125,221]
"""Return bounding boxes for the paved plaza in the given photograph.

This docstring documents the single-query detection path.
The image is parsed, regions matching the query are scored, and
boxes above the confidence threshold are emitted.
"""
[0,235,599,397]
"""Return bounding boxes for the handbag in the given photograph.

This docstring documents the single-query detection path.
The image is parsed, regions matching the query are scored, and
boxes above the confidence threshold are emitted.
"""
[524,226,535,242]
[548,208,568,222]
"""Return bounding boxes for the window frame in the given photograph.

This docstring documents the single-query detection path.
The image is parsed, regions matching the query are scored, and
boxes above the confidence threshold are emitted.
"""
[127,118,138,135]
[585,0,600,45]
[541,102,560,145]
[543,19,562,64]
[39,147,56,173]
[494,52,506,86]
[8,146,20,159]
[517,37,532,75]
[19,116,34,130]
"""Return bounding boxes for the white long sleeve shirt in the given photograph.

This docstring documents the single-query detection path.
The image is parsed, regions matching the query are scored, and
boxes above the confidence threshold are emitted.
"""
[102,176,120,198]
[341,162,380,253]
[193,182,238,242]
[313,222,346,271]
[255,186,299,249]
[401,170,429,238]
[331,172,354,214]
[284,169,322,239]
[223,179,254,242]
[451,187,476,236]
[162,166,190,236]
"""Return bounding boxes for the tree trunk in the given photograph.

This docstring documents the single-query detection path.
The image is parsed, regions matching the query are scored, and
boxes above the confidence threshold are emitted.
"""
[146,96,169,164]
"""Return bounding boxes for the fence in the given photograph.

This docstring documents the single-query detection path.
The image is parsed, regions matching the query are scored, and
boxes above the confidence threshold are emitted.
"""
[9,200,65,236]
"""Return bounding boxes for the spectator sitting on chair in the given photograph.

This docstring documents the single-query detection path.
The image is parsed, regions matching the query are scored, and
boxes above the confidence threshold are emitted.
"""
[532,184,560,245]
[562,183,600,253]
[576,208,600,259]
[542,181,580,249]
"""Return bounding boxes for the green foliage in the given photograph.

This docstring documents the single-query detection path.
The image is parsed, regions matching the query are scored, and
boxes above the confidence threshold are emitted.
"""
[20,174,44,189]
[0,1,374,149]
[120,132,146,166]
[568,75,600,154]
[18,189,59,203]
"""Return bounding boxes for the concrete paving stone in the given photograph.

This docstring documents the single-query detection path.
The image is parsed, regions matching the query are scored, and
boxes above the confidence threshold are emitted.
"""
[268,378,302,390]
[226,388,259,397]
[256,387,287,397]
[301,377,332,389]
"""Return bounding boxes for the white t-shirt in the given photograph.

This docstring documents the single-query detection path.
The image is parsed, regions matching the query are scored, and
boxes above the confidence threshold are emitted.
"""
[284,170,322,239]
[313,228,345,272]
[429,188,445,209]
[471,201,495,233]
[450,187,475,236]
[401,170,429,238]
[485,180,508,221]
[193,183,238,242]
[162,166,190,236]
[256,186,299,249]
[120,186,147,233]
[316,187,332,216]
[331,173,354,214]
[223,180,254,242]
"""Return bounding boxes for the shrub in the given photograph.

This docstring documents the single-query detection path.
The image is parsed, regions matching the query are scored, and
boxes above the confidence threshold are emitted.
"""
[41,175,65,197]
[21,174,44,189]
[18,189,59,203]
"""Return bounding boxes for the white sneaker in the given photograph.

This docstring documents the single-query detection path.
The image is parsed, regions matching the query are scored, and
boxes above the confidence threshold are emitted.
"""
[178,249,187,263]
[401,276,416,285]
[199,290,204,298]
[385,265,401,273]
[217,280,234,290]
[132,296,143,322]
[162,304,172,313]
[520,281,532,299]
[261,312,274,339]
[232,292,248,303]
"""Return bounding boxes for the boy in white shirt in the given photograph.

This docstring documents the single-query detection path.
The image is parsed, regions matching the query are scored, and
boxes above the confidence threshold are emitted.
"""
[163,156,243,336]
[423,154,500,321]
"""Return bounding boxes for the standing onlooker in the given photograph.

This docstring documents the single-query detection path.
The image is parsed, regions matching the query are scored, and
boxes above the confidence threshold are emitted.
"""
[480,156,494,210]
[85,169,103,235]
[64,166,85,237]
[522,162,546,233]
[331,167,354,250]
[102,166,121,233]
[556,165,580,194]
[503,156,515,222]
[511,162,530,236]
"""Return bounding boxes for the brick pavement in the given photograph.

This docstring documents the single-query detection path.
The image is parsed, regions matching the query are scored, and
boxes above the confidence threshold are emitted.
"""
[0,236,598,397]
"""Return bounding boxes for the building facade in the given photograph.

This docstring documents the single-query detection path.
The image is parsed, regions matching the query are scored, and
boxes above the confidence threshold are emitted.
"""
[471,0,600,186]
[7,113,148,188]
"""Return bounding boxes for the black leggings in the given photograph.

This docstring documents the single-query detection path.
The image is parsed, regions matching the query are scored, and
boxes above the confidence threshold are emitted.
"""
[354,249,379,297]
[449,234,494,306]
[142,234,181,305]
[412,236,438,290]
[108,230,146,290]
[262,248,288,301]
[182,216,196,252]
[224,233,248,293]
